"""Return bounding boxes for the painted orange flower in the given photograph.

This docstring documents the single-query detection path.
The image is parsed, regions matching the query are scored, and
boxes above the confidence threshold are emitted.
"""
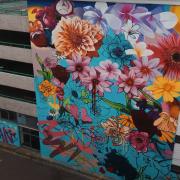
[119,114,135,128]
[154,112,177,143]
[52,17,103,58]
[154,112,177,133]
[39,80,57,97]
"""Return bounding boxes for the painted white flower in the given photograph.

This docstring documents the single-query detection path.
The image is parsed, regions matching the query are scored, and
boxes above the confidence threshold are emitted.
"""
[125,42,153,57]
[122,20,140,44]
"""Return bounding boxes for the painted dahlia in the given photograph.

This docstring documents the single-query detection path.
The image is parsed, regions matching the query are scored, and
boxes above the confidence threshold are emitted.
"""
[52,17,103,58]
[149,33,180,80]
[147,76,180,102]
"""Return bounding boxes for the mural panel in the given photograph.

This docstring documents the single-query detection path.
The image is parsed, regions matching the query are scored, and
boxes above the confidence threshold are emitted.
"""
[27,1,180,179]
[0,121,20,147]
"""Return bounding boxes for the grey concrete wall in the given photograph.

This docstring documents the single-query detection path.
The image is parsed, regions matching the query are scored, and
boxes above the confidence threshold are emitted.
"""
[0,97,36,117]
[0,45,32,63]
[0,72,34,91]
[0,14,28,32]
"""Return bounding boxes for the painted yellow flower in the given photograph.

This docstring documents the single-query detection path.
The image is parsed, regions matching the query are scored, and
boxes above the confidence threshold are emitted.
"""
[147,76,180,102]
[119,114,135,128]
[171,6,180,33]
[39,80,57,97]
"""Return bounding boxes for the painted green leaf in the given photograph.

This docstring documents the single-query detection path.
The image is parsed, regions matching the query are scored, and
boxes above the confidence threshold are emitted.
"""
[63,98,70,106]
[101,97,130,114]
[82,98,92,104]
[138,89,161,109]
[81,89,89,98]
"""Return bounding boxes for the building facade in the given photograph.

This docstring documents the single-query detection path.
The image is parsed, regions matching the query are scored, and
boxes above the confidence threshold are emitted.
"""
[0,0,40,151]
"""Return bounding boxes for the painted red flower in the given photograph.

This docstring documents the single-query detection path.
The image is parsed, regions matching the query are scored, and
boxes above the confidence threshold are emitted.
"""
[149,33,180,80]
[126,131,149,152]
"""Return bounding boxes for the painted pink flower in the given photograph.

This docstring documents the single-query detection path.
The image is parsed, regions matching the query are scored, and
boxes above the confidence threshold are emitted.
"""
[116,69,145,97]
[131,57,161,81]
[96,60,121,80]
[81,68,112,96]
[126,131,150,152]
[43,58,57,68]
[66,53,91,80]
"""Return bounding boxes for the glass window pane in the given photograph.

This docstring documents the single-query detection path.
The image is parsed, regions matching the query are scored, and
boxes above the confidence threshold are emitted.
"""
[1,110,8,120]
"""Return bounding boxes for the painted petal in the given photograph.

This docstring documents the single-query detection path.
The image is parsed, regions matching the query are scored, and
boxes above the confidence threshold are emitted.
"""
[142,49,153,57]
[124,86,131,93]
[133,60,142,67]
[66,59,75,65]
[82,57,91,65]
[136,42,147,50]
[104,14,122,32]
[119,4,135,13]
[95,2,108,14]
[119,73,127,81]
[142,57,149,66]
[139,24,155,38]
[131,86,138,96]
[132,24,140,31]
[72,72,79,80]
[83,11,100,24]
[155,12,178,29]
[134,78,144,85]
[148,58,160,68]
[129,70,135,78]
[67,66,75,72]
[118,82,125,88]
[90,68,97,78]
[118,87,124,92]
[125,49,136,55]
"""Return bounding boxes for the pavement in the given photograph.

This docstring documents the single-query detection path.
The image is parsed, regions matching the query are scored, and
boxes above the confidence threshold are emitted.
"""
[0,143,99,180]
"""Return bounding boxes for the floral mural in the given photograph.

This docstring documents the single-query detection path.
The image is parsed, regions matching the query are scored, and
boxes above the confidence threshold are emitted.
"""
[27,1,180,179]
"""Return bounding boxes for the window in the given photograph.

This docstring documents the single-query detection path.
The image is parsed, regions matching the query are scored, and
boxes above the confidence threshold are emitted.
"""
[20,127,40,151]
[0,108,17,122]
[0,30,30,49]
[0,85,36,104]
[17,114,38,130]
[0,59,34,77]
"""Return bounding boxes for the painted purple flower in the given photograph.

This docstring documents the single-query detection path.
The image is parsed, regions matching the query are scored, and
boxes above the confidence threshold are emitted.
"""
[83,2,122,34]
[131,57,161,81]
[116,69,145,97]
[96,60,121,80]
[110,3,148,24]
[66,53,91,80]
[109,4,156,38]
[81,67,112,96]
[126,131,150,152]
[43,58,57,68]
[140,8,178,37]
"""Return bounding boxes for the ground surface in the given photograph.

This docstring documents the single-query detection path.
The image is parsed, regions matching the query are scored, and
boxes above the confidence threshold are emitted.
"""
[0,149,91,180]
